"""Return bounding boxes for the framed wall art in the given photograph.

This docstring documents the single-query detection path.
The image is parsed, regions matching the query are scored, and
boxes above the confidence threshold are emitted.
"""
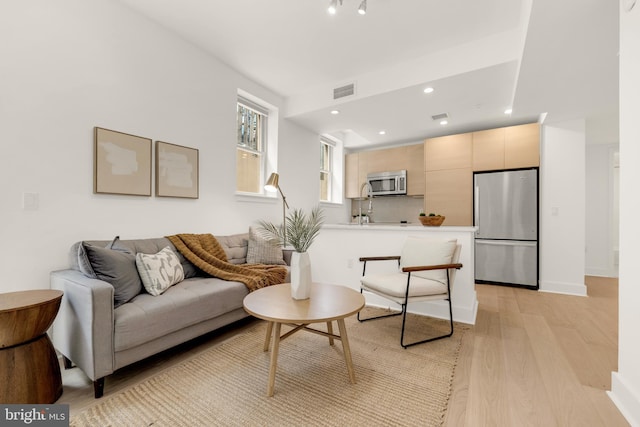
[94,127,152,196]
[155,141,199,199]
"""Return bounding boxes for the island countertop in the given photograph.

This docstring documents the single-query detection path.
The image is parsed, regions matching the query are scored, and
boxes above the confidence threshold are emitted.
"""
[324,223,477,232]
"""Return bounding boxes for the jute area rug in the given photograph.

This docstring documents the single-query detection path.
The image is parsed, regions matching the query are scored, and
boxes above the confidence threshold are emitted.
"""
[71,307,466,427]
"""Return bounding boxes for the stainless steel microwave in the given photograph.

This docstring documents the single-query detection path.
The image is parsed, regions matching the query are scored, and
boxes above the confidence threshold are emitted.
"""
[366,170,407,196]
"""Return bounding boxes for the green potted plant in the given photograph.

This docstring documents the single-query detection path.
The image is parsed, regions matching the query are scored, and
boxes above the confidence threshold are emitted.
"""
[258,206,324,299]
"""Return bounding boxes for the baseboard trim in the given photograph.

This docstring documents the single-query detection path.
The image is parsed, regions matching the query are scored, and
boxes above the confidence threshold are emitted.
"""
[585,267,619,278]
[539,280,587,296]
[608,372,640,427]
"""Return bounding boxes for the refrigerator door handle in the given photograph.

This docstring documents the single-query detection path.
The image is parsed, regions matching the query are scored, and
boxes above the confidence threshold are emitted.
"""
[476,239,537,247]
[474,183,479,234]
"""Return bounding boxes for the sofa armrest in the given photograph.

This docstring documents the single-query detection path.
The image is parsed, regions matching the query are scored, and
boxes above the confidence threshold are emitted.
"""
[50,269,115,381]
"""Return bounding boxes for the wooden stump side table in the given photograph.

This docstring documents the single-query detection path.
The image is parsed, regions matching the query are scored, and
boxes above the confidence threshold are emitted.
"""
[0,289,64,404]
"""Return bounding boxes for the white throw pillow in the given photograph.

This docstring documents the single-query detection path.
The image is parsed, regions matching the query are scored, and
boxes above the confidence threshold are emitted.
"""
[136,246,185,296]
[399,237,457,284]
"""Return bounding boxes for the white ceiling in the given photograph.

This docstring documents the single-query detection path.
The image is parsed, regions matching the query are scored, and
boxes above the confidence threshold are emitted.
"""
[116,0,619,148]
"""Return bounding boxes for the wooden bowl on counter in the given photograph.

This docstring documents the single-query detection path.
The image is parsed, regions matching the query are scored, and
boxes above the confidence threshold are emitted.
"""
[419,215,445,226]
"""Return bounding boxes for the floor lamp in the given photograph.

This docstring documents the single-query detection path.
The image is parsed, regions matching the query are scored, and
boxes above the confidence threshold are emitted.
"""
[264,173,289,247]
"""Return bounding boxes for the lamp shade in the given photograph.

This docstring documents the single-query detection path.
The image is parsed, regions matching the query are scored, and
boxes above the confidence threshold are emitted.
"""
[265,173,279,192]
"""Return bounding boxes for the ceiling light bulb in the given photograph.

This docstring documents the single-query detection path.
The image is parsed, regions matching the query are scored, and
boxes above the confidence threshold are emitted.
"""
[328,0,337,14]
[330,110,340,115]
[423,87,434,94]
[504,108,513,115]
[379,130,386,135]
[440,120,448,125]
[358,0,367,15]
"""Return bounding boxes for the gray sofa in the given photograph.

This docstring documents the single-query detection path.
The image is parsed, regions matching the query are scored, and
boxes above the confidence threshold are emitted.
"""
[50,233,290,398]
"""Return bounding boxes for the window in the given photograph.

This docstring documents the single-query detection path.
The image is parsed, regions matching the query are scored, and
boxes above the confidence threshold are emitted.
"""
[319,136,343,204]
[236,99,267,194]
[320,139,333,201]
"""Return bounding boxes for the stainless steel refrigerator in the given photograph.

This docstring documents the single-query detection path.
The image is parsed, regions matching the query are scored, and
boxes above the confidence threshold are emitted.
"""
[474,168,538,289]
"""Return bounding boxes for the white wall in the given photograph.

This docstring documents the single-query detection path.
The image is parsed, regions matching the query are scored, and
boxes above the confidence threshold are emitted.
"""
[539,121,587,295]
[585,143,619,277]
[0,0,347,293]
[608,3,640,425]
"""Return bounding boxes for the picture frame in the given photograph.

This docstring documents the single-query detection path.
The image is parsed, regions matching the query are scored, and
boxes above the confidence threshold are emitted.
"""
[94,127,152,196]
[155,141,199,199]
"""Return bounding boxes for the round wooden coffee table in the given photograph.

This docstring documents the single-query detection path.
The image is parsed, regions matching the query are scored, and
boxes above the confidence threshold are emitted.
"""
[243,282,365,397]
[0,289,64,403]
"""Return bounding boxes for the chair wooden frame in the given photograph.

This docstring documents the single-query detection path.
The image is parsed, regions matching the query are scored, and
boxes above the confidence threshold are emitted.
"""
[357,255,463,348]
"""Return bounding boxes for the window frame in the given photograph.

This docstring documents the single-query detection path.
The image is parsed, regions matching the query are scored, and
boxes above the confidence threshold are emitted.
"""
[320,138,334,202]
[319,135,344,205]
[235,91,278,198]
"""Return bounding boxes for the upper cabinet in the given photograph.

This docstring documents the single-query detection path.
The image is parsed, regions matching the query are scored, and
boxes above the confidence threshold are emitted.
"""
[504,123,540,169]
[345,153,360,199]
[425,133,472,171]
[406,144,425,196]
[472,128,505,171]
[344,143,424,198]
[472,123,540,171]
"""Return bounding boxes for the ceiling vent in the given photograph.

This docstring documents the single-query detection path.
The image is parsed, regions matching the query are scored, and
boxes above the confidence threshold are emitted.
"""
[431,113,449,121]
[333,83,356,100]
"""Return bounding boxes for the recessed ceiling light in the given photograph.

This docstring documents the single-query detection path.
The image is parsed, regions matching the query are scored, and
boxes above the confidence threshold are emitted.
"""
[504,108,513,115]
[423,87,434,94]
[440,120,448,125]
[330,110,340,115]
[379,130,386,135]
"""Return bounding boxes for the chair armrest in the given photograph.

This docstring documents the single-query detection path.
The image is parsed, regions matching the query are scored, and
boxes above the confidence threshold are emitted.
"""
[50,269,115,381]
[359,255,401,262]
[402,263,463,273]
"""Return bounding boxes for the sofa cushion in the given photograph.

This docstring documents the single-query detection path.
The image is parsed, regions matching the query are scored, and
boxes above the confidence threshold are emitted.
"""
[111,237,198,279]
[215,233,249,265]
[81,242,142,308]
[136,246,185,296]
[246,226,286,265]
[113,277,249,351]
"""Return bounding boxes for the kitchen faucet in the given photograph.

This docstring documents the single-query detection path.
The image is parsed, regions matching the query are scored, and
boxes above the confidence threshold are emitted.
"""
[358,182,373,225]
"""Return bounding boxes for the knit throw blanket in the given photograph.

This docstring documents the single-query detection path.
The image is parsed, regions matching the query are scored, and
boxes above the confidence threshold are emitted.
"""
[167,233,287,292]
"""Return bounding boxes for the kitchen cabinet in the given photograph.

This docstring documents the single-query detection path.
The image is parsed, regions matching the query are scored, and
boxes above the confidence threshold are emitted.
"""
[424,168,473,226]
[364,146,407,174]
[472,123,539,171]
[344,143,424,198]
[505,123,540,169]
[345,153,360,198]
[425,133,472,171]
[406,143,425,196]
[424,133,472,225]
[472,128,505,171]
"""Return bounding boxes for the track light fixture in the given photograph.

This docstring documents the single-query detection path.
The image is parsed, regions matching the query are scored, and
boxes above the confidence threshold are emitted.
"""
[328,0,367,16]
[358,0,367,15]
[328,0,338,14]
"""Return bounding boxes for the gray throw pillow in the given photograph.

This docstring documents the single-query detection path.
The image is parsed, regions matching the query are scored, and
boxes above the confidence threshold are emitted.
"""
[246,226,286,265]
[81,242,142,308]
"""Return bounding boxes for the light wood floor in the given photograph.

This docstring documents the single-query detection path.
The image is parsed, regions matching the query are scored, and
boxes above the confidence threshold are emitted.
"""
[60,276,628,426]
[444,276,628,427]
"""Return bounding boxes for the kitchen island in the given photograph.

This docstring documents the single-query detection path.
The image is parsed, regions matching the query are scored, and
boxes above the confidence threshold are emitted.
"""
[308,224,478,324]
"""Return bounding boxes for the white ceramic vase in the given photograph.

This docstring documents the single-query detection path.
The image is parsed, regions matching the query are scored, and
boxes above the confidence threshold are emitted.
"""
[290,251,312,300]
